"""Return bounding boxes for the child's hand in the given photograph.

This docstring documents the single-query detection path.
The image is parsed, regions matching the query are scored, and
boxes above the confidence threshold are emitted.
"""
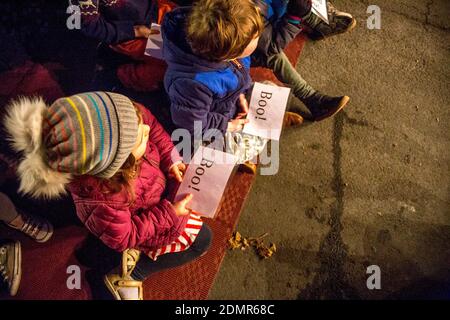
[236,94,249,119]
[227,119,249,132]
[173,194,193,216]
[169,162,186,183]
[134,25,159,38]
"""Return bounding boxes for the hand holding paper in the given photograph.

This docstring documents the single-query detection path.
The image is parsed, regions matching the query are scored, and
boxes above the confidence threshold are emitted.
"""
[134,25,155,38]
[228,118,249,132]
[236,94,249,119]
[169,162,187,183]
[174,147,238,219]
[173,194,193,217]
[144,23,164,60]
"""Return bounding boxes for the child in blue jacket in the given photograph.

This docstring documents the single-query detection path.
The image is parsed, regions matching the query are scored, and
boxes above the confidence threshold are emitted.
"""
[167,0,356,121]
[163,0,275,172]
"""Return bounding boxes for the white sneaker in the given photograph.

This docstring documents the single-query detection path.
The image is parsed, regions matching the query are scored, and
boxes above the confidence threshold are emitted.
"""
[104,249,143,300]
[0,241,22,296]
[7,213,53,243]
[104,272,143,300]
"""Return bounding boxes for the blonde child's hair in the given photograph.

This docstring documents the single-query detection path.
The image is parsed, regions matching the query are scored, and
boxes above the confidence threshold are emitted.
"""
[187,0,264,61]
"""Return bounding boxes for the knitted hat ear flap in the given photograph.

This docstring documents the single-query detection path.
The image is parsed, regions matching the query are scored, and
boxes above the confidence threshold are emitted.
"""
[3,96,72,199]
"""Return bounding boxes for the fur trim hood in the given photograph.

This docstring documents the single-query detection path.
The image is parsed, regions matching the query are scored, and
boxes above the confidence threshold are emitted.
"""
[3,96,72,199]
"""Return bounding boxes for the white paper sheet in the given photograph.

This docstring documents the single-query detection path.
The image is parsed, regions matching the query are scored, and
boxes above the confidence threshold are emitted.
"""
[144,23,164,60]
[242,82,291,141]
[311,0,329,24]
[174,146,238,219]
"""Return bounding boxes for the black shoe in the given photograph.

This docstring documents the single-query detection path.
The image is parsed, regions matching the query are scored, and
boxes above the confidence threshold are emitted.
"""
[303,93,349,121]
[308,3,357,41]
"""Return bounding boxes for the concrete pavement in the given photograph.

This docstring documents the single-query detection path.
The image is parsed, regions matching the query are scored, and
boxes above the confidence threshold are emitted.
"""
[210,0,450,299]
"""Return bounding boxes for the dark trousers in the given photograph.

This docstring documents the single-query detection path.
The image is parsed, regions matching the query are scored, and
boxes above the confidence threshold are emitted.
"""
[131,224,213,281]
[0,192,19,223]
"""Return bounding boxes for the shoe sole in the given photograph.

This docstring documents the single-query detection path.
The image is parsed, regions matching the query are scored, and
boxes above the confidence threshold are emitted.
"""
[313,17,357,41]
[314,96,350,122]
[10,241,21,296]
[5,214,54,244]
[34,222,54,243]
[103,275,122,301]
[345,17,357,34]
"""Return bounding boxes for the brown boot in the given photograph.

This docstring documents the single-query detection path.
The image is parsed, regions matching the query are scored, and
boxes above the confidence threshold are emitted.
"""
[238,162,257,175]
[283,112,304,128]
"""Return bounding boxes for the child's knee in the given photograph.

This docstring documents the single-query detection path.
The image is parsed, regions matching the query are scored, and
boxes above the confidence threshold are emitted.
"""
[194,224,213,254]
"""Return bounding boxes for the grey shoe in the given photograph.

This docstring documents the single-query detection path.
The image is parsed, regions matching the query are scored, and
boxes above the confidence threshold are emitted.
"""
[307,2,357,41]
[0,241,22,296]
[7,213,54,243]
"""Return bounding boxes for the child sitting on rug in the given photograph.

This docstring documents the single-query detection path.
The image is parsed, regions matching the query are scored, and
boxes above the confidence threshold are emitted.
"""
[163,0,303,173]
[71,0,185,91]
[167,0,355,120]
[3,92,212,300]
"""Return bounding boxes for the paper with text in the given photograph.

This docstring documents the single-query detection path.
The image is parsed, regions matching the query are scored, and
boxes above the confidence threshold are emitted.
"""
[311,0,329,24]
[144,23,164,60]
[242,82,291,141]
[174,146,238,219]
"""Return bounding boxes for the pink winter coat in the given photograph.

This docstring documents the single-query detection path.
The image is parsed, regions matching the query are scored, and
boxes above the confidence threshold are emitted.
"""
[68,103,188,253]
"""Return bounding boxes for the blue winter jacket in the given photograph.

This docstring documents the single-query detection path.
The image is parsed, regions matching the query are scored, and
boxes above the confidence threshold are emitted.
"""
[162,7,252,138]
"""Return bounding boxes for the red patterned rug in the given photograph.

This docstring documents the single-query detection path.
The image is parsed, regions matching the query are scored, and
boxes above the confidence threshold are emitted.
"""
[0,34,307,300]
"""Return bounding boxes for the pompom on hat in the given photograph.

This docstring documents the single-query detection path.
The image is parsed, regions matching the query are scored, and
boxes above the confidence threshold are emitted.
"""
[3,92,139,199]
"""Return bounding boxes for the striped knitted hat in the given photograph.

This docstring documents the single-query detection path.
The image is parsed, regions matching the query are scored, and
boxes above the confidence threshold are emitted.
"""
[43,92,139,178]
[3,92,139,199]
